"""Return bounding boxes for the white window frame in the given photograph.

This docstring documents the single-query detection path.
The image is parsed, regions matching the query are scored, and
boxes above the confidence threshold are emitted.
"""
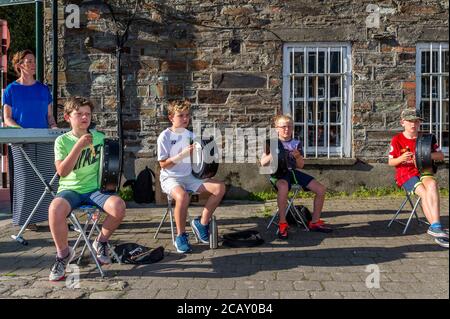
[416,42,449,155]
[282,43,352,158]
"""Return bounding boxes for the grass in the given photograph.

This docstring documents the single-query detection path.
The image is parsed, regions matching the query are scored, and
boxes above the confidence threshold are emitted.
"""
[248,186,449,202]
[118,186,134,202]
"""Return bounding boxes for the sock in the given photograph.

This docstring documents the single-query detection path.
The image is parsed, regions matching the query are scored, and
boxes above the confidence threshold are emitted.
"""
[431,222,442,229]
[57,247,69,260]
[97,234,108,243]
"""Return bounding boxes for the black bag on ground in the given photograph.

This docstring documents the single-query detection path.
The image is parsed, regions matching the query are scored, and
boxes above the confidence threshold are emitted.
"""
[286,205,312,226]
[133,166,155,203]
[113,243,164,264]
[222,230,264,248]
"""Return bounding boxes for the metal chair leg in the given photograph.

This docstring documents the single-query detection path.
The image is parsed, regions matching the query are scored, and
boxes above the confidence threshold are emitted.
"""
[155,194,199,244]
[388,197,409,228]
[70,212,105,278]
[388,193,428,234]
[267,209,279,230]
[403,197,422,234]
[154,207,170,239]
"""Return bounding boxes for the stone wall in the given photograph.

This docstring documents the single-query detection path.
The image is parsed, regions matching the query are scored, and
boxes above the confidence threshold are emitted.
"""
[44,0,449,194]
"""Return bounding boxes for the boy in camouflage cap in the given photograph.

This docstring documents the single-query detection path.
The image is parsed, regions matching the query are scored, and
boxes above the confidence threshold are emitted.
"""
[388,108,448,248]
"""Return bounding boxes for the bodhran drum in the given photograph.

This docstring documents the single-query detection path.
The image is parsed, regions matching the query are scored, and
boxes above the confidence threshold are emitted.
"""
[415,133,438,174]
[265,138,289,178]
[98,138,121,192]
[191,137,219,179]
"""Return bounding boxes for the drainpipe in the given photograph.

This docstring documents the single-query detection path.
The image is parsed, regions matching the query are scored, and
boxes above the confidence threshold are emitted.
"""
[35,0,43,82]
[52,0,58,119]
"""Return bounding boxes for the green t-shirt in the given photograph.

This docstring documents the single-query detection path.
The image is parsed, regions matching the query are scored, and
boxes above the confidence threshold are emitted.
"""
[54,130,104,194]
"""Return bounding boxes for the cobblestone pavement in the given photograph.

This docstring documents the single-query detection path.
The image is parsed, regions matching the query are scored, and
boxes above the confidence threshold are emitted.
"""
[0,197,448,299]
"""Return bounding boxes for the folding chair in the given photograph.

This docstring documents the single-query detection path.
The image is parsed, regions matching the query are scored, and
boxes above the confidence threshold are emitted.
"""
[387,191,430,234]
[266,183,309,233]
[69,205,121,278]
[154,191,199,245]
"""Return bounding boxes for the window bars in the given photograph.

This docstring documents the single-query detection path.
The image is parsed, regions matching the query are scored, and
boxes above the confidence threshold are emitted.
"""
[283,44,352,158]
[416,43,449,155]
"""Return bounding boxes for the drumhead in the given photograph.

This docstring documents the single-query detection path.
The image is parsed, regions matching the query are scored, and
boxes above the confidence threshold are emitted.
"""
[99,139,121,192]
[191,140,205,176]
[191,137,219,179]
[265,138,289,177]
[415,133,438,174]
[98,141,105,189]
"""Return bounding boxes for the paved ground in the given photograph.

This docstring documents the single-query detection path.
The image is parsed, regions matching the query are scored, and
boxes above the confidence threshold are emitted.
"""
[0,197,448,299]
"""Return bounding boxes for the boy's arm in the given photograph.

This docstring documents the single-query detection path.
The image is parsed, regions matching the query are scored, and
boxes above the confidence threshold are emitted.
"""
[431,150,445,162]
[55,134,92,177]
[388,156,406,167]
[294,153,305,169]
[260,152,272,167]
[388,139,412,167]
[159,145,194,169]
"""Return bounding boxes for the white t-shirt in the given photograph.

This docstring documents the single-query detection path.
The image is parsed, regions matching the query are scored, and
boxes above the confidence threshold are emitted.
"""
[157,127,194,178]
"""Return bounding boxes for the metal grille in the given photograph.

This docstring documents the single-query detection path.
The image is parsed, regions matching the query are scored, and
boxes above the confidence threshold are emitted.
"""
[283,44,352,158]
[416,43,449,154]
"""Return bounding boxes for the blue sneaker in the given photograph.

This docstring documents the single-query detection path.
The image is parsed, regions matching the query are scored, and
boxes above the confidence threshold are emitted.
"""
[191,218,210,244]
[174,233,192,253]
[427,226,449,239]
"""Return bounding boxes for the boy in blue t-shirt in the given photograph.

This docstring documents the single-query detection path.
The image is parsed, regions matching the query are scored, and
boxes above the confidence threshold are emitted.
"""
[260,115,331,239]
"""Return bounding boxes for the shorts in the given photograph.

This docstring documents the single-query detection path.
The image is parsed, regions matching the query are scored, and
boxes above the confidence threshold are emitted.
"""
[270,170,314,191]
[160,174,205,195]
[402,173,435,193]
[55,190,113,215]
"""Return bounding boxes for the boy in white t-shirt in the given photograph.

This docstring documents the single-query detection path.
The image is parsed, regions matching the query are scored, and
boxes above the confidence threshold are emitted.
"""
[157,100,225,253]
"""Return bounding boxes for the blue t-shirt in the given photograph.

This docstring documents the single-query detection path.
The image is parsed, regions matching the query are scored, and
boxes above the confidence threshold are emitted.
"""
[2,81,53,128]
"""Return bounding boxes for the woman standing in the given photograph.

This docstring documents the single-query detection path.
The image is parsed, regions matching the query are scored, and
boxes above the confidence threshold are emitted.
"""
[2,49,57,230]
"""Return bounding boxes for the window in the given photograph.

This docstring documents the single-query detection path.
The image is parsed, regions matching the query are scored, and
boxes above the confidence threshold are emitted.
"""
[282,43,352,158]
[416,43,449,154]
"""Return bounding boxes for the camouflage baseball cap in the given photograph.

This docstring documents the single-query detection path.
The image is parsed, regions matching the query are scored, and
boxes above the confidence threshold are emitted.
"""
[401,108,423,121]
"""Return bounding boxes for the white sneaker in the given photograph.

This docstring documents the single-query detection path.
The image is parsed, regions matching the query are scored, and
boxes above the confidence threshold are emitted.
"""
[92,240,112,264]
[49,247,75,281]
[435,237,449,248]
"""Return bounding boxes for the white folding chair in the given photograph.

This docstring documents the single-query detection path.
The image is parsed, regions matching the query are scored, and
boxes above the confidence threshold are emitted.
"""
[387,191,430,234]
[69,205,121,278]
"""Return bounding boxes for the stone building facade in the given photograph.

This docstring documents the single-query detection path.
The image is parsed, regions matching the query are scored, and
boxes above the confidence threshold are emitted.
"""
[44,0,449,196]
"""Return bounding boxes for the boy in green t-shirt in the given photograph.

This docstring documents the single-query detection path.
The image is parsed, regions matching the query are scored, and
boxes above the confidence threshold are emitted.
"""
[48,97,126,281]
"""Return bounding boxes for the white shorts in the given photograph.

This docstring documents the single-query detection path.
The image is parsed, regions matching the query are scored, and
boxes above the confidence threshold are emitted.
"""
[160,174,205,196]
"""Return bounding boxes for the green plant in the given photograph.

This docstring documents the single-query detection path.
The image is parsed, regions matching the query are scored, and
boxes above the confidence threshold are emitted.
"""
[247,185,449,201]
[118,186,134,202]
[351,186,406,198]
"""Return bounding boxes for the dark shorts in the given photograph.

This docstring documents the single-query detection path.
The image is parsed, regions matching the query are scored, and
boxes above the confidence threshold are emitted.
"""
[402,173,435,193]
[55,190,113,214]
[270,170,314,191]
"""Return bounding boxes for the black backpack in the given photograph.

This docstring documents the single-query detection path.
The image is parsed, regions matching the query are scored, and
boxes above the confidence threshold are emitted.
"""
[222,230,265,248]
[113,243,164,264]
[133,166,155,203]
[286,205,312,226]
